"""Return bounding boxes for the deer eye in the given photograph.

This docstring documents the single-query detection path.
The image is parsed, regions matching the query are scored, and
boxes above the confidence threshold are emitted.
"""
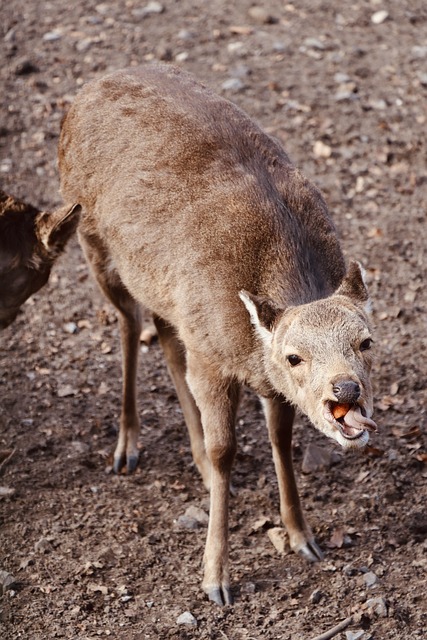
[287,354,302,367]
[360,338,373,351]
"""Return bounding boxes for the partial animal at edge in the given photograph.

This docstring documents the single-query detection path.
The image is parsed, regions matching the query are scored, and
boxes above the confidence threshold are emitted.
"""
[0,190,80,329]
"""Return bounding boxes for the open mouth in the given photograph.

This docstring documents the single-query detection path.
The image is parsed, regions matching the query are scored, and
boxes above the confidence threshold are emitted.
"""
[324,401,377,440]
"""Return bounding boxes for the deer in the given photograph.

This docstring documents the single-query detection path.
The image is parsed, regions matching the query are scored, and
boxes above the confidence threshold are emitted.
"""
[58,63,377,605]
[0,190,80,330]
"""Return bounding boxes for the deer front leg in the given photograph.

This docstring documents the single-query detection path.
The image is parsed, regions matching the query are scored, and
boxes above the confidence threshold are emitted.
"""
[263,396,324,562]
[79,233,142,473]
[186,353,240,605]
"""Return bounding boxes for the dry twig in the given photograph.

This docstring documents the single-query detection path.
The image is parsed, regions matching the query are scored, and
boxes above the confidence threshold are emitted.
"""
[0,449,16,477]
[308,614,354,640]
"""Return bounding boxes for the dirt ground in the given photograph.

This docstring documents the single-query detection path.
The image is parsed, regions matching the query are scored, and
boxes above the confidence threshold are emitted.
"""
[1,1,426,638]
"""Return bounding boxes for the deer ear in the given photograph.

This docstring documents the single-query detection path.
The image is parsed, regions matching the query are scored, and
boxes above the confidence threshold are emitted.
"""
[36,203,81,255]
[239,290,284,345]
[336,261,371,313]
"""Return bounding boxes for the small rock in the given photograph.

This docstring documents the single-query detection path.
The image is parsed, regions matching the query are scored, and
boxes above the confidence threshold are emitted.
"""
[334,72,351,83]
[144,1,164,13]
[177,611,197,626]
[368,98,387,110]
[98,381,109,395]
[175,51,189,63]
[267,527,287,554]
[177,29,194,41]
[345,631,364,640]
[0,570,18,594]
[363,571,379,588]
[184,505,209,526]
[87,582,108,595]
[76,38,93,53]
[334,91,354,102]
[43,30,62,42]
[221,78,246,92]
[71,440,90,454]
[95,3,110,15]
[272,41,287,53]
[417,72,427,87]
[310,588,323,604]
[241,581,256,594]
[0,486,16,498]
[64,322,78,334]
[343,563,357,576]
[251,516,271,532]
[248,6,276,24]
[133,1,164,18]
[231,64,251,78]
[35,537,52,554]
[302,443,333,473]
[411,45,427,60]
[304,37,325,50]
[313,140,332,159]
[57,385,78,398]
[175,514,199,530]
[371,10,389,25]
[366,596,388,617]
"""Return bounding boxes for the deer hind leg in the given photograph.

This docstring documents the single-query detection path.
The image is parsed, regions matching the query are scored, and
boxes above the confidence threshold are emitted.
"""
[186,352,240,605]
[79,233,142,473]
[153,315,211,489]
[263,396,324,563]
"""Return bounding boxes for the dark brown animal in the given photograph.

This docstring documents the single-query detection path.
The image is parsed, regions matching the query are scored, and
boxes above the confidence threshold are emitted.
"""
[58,64,377,605]
[0,190,80,329]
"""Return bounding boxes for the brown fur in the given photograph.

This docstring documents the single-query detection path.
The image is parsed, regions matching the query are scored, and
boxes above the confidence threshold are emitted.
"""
[58,63,376,605]
[0,190,80,329]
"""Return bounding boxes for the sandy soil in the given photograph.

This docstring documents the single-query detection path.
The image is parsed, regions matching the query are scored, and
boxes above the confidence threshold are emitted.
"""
[1,1,426,638]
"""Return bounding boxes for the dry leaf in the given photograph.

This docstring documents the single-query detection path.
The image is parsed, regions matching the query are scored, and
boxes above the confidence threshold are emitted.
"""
[391,425,421,439]
[327,527,345,548]
[390,382,399,396]
[355,469,370,483]
[364,446,385,458]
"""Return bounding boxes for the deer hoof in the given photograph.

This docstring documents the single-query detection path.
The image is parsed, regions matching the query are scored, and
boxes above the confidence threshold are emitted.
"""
[126,453,139,474]
[206,585,234,606]
[113,453,126,474]
[113,452,139,474]
[297,540,324,563]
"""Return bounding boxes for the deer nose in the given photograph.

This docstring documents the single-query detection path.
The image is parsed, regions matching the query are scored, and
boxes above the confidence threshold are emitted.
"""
[332,380,361,403]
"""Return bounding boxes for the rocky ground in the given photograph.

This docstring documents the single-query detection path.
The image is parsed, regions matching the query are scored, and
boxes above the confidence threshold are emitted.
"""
[1,1,426,639]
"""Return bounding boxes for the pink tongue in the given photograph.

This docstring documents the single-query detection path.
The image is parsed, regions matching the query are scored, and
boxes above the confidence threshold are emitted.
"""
[344,406,377,432]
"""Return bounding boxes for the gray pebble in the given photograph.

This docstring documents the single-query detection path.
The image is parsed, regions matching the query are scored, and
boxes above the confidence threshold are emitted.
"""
[366,596,388,617]
[310,588,323,604]
[363,571,379,588]
[43,31,62,42]
[177,611,197,626]
[304,37,325,50]
[221,78,246,92]
[345,631,364,640]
